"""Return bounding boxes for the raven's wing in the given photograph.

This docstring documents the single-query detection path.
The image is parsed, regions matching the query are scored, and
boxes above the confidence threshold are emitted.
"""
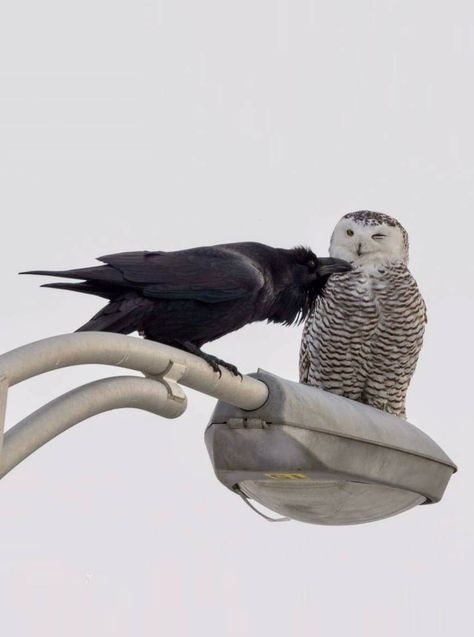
[95,246,264,303]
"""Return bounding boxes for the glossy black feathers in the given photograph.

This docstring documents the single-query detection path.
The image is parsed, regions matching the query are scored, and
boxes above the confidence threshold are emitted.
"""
[23,241,350,362]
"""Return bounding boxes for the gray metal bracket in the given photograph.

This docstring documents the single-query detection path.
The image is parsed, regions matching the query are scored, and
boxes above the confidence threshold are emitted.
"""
[145,360,187,402]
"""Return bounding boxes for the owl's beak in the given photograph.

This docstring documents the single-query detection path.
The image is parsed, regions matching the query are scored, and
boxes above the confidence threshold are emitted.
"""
[316,257,352,276]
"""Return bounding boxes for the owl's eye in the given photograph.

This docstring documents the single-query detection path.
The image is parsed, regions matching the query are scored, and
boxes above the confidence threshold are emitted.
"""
[346,229,354,237]
[307,259,317,270]
[372,233,386,240]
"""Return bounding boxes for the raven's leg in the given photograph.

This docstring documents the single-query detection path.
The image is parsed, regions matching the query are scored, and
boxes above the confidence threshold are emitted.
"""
[179,341,241,377]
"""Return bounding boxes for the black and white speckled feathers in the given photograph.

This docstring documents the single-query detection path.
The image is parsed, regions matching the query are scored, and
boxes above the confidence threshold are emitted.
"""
[300,212,426,419]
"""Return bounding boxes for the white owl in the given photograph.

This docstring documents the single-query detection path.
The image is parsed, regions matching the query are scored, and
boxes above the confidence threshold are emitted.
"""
[299,211,427,419]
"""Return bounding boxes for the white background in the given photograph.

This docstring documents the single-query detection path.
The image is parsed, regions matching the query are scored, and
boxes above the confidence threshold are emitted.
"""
[0,2,473,635]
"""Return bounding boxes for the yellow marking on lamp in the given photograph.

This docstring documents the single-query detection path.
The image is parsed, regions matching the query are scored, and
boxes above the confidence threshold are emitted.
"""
[265,473,309,480]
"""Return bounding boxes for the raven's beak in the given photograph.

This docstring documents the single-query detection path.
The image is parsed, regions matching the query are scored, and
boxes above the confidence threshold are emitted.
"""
[316,257,352,276]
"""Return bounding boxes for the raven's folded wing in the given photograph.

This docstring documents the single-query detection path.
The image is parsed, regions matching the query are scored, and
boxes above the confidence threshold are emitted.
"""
[25,245,265,304]
[97,247,265,303]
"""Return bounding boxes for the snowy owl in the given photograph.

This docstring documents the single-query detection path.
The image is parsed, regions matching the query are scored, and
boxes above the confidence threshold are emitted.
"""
[299,211,427,419]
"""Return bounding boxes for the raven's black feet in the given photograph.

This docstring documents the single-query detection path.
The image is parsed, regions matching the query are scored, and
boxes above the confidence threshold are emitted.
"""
[204,354,242,378]
[180,342,242,378]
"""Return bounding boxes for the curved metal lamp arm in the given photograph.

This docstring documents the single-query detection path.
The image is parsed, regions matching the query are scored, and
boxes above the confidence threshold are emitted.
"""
[0,333,269,478]
[0,332,268,408]
[0,376,187,479]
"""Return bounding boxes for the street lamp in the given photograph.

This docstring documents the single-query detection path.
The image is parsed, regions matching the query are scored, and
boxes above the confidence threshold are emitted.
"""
[0,333,456,525]
[206,371,456,525]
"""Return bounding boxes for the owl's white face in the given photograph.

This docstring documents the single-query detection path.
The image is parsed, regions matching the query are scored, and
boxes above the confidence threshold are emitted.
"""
[329,213,409,269]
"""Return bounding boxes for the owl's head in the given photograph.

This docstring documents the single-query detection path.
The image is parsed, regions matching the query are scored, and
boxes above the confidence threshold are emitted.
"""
[329,211,409,268]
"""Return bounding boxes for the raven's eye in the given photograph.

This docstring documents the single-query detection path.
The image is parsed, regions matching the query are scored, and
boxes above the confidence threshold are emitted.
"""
[307,259,317,270]
[372,233,386,240]
[346,229,354,236]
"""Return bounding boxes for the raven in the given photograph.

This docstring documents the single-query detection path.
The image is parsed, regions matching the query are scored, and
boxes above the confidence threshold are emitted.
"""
[23,242,351,375]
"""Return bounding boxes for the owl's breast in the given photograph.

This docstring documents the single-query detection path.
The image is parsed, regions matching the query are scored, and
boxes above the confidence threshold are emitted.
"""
[327,270,379,318]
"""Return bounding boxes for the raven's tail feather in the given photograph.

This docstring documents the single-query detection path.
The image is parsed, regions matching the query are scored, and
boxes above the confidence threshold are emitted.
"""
[23,267,151,334]
[41,281,120,300]
[21,265,125,285]
[22,265,128,301]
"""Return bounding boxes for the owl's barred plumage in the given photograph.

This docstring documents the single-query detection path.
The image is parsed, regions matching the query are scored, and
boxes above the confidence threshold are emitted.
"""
[300,211,426,419]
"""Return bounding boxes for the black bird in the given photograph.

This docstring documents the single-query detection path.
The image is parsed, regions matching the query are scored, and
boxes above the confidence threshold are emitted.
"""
[23,242,351,375]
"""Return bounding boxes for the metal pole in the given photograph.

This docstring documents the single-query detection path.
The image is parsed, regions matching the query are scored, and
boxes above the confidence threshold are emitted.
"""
[0,333,269,478]
[0,374,7,457]
[0,376,186,479]
[0,332,268,410]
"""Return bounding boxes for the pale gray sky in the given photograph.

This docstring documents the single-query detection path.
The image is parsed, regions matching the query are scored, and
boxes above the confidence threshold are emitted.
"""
[0,1,472,635]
